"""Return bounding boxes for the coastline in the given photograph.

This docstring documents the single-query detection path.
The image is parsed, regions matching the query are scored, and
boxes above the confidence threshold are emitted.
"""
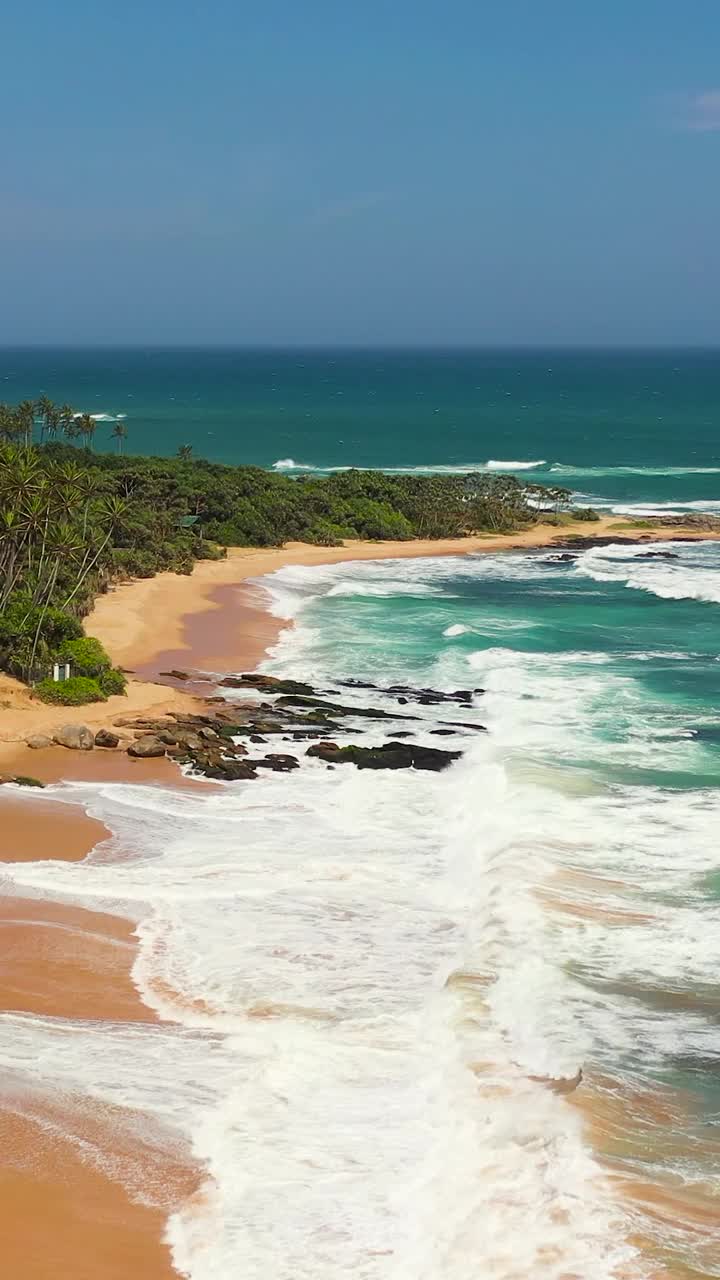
[2,513,718,1280]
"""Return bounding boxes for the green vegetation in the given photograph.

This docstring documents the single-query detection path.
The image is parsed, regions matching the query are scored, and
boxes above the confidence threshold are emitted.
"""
[0,394,593,702]
[34,675,107,705]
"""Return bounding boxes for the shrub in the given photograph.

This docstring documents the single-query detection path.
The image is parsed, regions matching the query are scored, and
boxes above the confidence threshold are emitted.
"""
[304,520,350,546]
[34,676,107,705]
[58,635,112,676]
[97,666,127,696]
[573,507,601,522]
[341,499,414,541]
[109,548,158,578]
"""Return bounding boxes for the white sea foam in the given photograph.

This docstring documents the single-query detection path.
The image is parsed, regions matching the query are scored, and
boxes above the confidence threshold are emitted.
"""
[271,459,548,475]
[574,540,720,604]
[325,580,444,599]
[551,463,720,476]
[71,411,124,422]
[4,553,718,1277]
[609,499,720,516]
[272,458,720,480]
[0,741,645,1279]
[485,458,546,470]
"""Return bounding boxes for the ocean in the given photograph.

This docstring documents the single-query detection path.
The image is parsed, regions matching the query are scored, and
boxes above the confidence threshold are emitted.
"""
[1,349,720,1277]
[3,346,720,513]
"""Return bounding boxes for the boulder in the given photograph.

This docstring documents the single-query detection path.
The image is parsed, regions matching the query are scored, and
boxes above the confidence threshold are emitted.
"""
[306,740,462,772]
[193,757,258,781]
[158,669,191,679]
[53,723,94,751]
[127,736,166,759]
[94,729,120,749]
[0,774,45,788]
[26,733,52,750]
[274,693,415,721]
[221,673,315,696]
[254,754,300,773]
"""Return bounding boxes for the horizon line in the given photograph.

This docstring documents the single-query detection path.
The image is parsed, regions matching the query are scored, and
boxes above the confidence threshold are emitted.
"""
[1,342,720,353]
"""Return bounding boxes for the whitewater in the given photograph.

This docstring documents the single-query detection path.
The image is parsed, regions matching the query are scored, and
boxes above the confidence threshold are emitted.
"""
[2,542,720,1277]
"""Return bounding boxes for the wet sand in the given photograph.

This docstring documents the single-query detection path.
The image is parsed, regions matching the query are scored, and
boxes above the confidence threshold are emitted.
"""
[1,1115,176,1280]
[86,516,720,678]
[3,517,718,1278]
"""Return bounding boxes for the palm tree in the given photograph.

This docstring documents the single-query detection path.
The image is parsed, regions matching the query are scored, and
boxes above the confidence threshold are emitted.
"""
[58,404,77,439]
[110,421,128,454]
[177,444,193,461]
[35,395,55,444]
[16,400,36,448]
[77,413,97,450]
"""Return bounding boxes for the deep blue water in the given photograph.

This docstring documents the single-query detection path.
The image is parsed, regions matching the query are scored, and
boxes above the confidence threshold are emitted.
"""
[2,347,720,509]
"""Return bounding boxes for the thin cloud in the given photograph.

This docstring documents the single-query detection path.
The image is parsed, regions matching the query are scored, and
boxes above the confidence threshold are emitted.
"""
[310,191,391,226]
[674,90,720,132]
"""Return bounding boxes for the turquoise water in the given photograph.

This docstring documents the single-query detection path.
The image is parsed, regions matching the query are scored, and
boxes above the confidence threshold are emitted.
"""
[258,538,720,1274]
[2,347,720,1275]
[3,346,720,511]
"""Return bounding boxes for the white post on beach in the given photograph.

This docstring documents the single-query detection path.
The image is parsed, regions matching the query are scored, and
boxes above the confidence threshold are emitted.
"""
[52,662,71,683]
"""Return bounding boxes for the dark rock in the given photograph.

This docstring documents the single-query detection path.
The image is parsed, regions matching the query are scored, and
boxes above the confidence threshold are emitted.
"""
[338,679,378,691]
[430,729,456,736]
[250,734,268,743]
[306,740,461,772]
[158,669,191,680]
[397,697,408,705]
[254,754,300,772]
[440,721,488,732]
[127,736,167,759]
[195,758,258,781]
[94,729,120,749]
[53,723,94,751]
[274,694,416,721]
[0,774,46,788]
[390,731,415,738]
[220,674,315,696]
[386,685,476,706]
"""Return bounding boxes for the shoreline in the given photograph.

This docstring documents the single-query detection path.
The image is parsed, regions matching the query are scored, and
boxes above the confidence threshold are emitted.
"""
[2,513,718,1280]
[2,516,716,768]
[86,515,720,682]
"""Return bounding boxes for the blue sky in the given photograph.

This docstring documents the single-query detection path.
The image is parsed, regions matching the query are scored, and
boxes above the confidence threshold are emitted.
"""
[1,0,719,344]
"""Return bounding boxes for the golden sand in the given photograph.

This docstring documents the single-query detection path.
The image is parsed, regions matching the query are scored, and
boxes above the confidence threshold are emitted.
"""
[2,516,717,1279]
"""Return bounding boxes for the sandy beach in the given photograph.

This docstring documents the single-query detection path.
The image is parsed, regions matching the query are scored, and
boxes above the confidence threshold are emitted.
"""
[1,513,716,1279]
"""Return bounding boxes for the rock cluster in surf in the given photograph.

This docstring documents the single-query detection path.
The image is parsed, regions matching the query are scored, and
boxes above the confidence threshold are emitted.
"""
[22,673,485,781]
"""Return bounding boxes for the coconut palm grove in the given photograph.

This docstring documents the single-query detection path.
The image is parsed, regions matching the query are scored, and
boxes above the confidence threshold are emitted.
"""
[0,396,582,705]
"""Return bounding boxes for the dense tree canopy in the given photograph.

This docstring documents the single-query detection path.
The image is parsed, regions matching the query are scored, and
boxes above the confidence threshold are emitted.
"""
[0,395,586,697]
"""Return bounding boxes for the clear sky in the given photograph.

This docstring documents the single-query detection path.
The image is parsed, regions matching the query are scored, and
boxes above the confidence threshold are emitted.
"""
[2,0,719,345]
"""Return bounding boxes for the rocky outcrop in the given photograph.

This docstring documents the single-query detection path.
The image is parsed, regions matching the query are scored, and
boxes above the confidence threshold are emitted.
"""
[219,674,315,696]
[305,740,461,772]
[0,773,45,787]
[95,729,120,749]
[340,679,484,706]
[127,735,167,758]
[53,723,94,751]
[254,753,300,772]
[78,672,481,782]
[26,733,52,749]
